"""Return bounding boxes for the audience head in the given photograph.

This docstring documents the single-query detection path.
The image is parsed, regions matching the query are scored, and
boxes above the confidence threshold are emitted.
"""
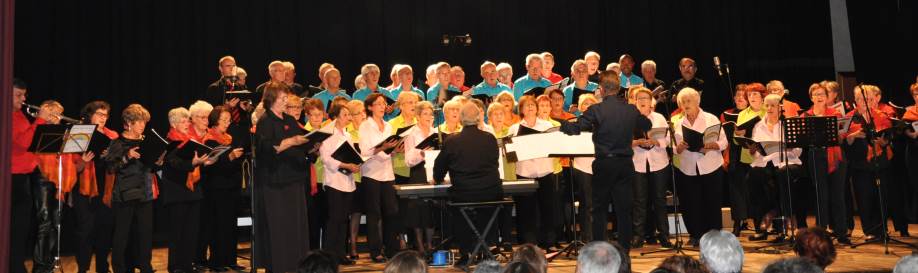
[297,250,338,273]
[762,258,824,273]
[503,261,540,273]
[794,227,836,269]
[699,230,743,273]
[894,254,918,273]
[656,255,709,273]
[474,260,503,273]
[383,251,427,273]
[576,241,621,273]
[511,244,548,273]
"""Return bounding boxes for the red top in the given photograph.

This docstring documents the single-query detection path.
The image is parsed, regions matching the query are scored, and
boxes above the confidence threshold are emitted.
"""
[546,73,564,84]
[802,107,844,173]
[12,110,45,174]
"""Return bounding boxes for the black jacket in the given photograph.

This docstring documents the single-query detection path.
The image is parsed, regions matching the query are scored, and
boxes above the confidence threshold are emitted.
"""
[561,95,651,158]
[255,111,310,185]
[160,148,202,204]
[433,126,503,202]
[103,137,157,203]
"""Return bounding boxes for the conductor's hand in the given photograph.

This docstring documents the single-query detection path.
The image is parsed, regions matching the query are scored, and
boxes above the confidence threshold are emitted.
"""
[675,141,688,154]
[128,147,141,159]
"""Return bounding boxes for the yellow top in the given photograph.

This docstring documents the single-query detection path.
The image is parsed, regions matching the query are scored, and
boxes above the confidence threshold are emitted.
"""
[388,115,416,178]
[492,126,517,181]
[306,120,331,184]
[736,107,765,164]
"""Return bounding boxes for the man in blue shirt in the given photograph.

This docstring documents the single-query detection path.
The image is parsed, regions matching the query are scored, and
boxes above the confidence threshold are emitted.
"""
[619,54,644,88]
[512,54,552,100]
[472,61,512,97]
[352,64,391,102]
[312,68,351,110]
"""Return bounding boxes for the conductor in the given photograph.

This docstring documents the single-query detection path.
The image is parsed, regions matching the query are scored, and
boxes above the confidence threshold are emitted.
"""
[559,71,651,251]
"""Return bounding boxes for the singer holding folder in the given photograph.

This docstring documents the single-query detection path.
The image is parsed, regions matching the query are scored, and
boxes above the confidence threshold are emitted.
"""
[359,93,403,261]
[319,103,360,265]
[672,88,727,246]
[253,83,311,273]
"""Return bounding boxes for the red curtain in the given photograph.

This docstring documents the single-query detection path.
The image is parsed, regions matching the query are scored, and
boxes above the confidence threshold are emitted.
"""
[1,0,15,271]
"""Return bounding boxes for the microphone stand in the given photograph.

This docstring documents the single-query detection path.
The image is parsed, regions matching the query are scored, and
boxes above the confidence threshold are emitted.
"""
[642,87,698,256]
[753,108,797,254]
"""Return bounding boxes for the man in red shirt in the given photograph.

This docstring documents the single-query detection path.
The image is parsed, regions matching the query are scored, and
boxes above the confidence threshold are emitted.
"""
[10,78,51,273]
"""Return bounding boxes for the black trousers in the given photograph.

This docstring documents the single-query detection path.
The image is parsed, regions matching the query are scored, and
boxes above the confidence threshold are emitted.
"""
[676,168,723,240]
[323,187,353,262]
[254,182,310,273]
[167,200,201,272]
[112,200,153,273]
[573,168,593,242]
[31,178,59,273]
[10,173,35,273]
[808,150,849,238]
[516,173,560,248]
[591,157,635,249]
[72,192,113,273]
[361,177,400,257]
[632,166,670,241]
[306,186,327,250]
[199,187,240,267]
[728,163,751,222]
[850,167,888,237]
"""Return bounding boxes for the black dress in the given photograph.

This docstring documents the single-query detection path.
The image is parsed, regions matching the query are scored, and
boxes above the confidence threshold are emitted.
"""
[253,110,311,273]
[200,139,244,268]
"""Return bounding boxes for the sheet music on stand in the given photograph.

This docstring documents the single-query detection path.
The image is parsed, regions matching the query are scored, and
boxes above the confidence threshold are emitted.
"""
[505,131,594,162]
[28,124,97,154]
[783,116,838,148]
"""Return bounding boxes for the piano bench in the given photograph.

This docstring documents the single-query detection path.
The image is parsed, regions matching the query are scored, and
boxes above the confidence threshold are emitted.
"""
[447,198,514,269]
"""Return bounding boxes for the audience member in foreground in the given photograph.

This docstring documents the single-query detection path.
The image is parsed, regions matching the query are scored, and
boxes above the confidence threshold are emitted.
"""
[383,251,427,273]
[794,227,837,270]
[576,241,622,273]
[297,250,338,273]
[699,230,743,273]
[762,258,824,273]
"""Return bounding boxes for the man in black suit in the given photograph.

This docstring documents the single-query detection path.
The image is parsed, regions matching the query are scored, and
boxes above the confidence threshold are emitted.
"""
[433,103,503,265]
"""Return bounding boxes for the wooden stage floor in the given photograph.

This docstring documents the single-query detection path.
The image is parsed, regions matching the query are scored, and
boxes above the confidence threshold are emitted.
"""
[46,220,918,273]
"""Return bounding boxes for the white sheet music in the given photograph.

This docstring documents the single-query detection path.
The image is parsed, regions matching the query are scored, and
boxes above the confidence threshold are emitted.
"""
[424,150,449,182]
[63,124,96,154]
[505,131,594,161]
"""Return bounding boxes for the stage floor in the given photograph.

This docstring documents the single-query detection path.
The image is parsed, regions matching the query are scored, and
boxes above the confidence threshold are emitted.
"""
[46,220,916,273]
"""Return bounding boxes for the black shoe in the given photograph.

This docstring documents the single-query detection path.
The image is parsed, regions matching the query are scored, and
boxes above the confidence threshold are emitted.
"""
[227,264,246,271]
[631,239,645,248]
[348,254,360,261]
[659,237,673,248]
[645,236,658,245]
[748,233,768,241]
[837,237,852,246]
[371,255,387,263]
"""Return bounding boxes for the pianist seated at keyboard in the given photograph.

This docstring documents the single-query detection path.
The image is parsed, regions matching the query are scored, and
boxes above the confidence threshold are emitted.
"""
[432,102,503,265]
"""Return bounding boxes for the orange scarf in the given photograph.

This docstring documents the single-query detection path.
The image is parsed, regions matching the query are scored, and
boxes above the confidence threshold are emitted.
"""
[903,106,918,122]
[37,154,79,200]
[847,110,893,162]
[170,126,204,191]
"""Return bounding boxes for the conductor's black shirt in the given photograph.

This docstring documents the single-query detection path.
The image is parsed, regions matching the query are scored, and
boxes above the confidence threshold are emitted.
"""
[560,95,651,158]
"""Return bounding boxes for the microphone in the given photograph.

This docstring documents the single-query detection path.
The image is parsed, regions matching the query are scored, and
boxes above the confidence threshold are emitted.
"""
[713,56,723,77]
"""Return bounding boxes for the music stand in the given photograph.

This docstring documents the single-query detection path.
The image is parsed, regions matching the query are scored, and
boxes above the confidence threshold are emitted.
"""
[28,123,96,273]
[547,153,593,261]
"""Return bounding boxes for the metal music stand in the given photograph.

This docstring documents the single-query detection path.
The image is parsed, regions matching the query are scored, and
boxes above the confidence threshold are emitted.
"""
[28,123,96,273]
[547,153,593,261]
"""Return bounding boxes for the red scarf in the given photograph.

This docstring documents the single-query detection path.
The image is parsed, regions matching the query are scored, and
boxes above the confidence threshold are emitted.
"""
[846,110,893,162]
[207,128,233,146]
[37,153,79,200]
[168,126,203,191]
[903,106,918,122]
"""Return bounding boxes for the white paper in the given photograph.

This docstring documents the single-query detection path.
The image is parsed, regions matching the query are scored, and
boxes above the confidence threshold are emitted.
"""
[424,150,449,183]
[63,124,97,154]
[703,124,721,144]
[505,131,594,161]
[647,127,668,140]
[837,117,852,134]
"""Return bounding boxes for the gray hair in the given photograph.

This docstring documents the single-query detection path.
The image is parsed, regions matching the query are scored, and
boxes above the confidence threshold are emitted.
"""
[895,254,918,273]
[460,102,480,127]
[676,87,701,109]
[189,100,214,117]
[576,241,621,273]
[167,107,190,127]
[763,258,824,273]
[641,60,657,71]
[700,230,744,273]
[473,260,502,273]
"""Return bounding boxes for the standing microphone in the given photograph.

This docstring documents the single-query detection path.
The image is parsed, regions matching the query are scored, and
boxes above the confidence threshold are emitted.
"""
[713,56,723,77]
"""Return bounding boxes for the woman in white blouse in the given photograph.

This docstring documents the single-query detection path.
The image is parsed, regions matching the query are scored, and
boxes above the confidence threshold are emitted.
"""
[401,101,437,253]
[572,94,598,242]
[745,94,803,241]
[672,88,727,245]
[318,103,360,265]
[358,93,403,261]
[508,95,560,251]
[628,88,672,248]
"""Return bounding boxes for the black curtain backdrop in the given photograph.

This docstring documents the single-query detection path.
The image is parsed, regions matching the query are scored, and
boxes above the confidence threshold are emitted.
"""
[12,0,851,132]
[847,0,917,105]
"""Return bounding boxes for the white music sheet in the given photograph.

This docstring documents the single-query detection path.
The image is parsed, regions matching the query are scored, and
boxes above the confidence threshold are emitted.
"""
[63,124,97,154]
[505,131,594,161]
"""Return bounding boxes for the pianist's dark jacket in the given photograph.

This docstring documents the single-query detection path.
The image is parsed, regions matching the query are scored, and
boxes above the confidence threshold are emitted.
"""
[433,125,503,202]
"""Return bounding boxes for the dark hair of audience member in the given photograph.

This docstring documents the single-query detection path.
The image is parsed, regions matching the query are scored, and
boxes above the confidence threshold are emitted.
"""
[297,250,338,273]
[657,255,710,273]
[794,227,837,269]
[610,242,632,273]
[762,258,824,273]
[511,244,548,273]
[383,250,427,273]
[503,261,540,273]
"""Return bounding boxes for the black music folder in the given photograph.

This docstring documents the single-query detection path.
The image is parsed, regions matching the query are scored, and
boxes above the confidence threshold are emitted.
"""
[225,90,253,101]
[570,87,592,102]
[132,129,178,166]
[682,124,720,153]
[515,126,544,137]
[373,125,415,154]
[414,133,443,150]
[442,89,463,102]
[87,129,111,155]
[733,136,781,155]
[523,86,547,97]
[331,142,363,174]
[471,93,493,105]
[723,116,759,137]
[303,129,333,147]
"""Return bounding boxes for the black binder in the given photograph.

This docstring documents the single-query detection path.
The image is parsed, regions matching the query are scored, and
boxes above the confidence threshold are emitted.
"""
[523,86,547,97]
[87,129,112,155]
[331,141,363,174]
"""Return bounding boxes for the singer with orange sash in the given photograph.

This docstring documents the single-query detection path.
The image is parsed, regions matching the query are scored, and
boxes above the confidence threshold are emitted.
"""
[199,106,246,271]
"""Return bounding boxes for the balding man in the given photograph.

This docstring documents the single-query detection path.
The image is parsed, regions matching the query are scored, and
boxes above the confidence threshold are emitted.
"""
[433,103,503,266]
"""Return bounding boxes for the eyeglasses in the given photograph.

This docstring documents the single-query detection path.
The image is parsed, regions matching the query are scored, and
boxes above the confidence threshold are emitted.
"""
[93,111,109,118]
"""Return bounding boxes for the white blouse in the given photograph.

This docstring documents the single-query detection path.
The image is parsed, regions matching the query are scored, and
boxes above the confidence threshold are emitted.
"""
[573,157,594,174]
[319,125,357,192]
[749,119,802,168]
[508,118,556,178]
[673,110,728,176]
[403,126,436,167]
[632,112,671,173]
[358,118,395,181]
